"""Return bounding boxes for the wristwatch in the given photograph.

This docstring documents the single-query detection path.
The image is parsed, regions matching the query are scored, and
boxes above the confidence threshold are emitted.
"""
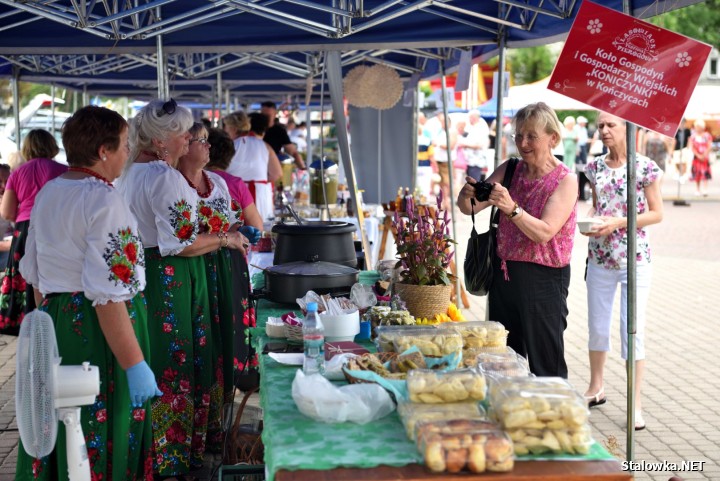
[508,202,522,219]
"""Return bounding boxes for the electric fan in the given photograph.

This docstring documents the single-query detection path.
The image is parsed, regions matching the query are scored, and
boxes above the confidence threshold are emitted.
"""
[15,310,100,481]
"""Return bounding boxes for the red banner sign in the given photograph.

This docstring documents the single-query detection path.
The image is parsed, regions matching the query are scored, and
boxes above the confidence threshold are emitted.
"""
[549,1,711,136]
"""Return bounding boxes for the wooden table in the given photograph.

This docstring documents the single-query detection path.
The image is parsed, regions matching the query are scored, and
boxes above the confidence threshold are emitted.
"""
[277,460,632,480]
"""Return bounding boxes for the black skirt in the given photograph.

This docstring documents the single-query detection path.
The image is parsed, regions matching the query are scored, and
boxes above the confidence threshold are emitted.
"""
[0,220,37,335]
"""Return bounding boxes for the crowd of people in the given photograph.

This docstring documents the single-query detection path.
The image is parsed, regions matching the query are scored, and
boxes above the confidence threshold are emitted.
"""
[0,95,713,478]
[1,99,295,481]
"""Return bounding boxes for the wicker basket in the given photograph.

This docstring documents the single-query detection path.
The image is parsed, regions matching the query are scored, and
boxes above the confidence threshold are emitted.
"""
[393,282,453,320]
[284,324,304,343]
[343,352,398,385]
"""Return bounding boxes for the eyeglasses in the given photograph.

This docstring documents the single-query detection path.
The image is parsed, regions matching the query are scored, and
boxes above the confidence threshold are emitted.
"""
[190,137,209,145]
[512,133,542,144]
[157,98,177,117]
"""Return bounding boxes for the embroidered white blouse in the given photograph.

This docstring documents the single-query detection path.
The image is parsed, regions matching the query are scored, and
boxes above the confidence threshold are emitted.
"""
[19,177,146,306]
[116,161,199,256]
[197,171,234,234]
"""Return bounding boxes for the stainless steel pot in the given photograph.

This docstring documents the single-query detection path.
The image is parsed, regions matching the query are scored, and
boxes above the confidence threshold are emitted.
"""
[272,221,357,267]
[262,260,359,304]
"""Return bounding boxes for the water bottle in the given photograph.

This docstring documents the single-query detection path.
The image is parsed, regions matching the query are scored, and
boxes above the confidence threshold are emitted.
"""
[302,302,325,375]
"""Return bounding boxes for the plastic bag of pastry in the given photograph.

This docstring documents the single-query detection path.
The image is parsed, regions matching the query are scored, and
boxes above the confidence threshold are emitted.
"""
[374,325,438,352]
[351,283,377,310]
[415,422,514,474]
[486,377,593,456]
[438,320,508,349]
[478,359,531,382]
[397,401,488,440]
[292,369,395,424]
[392,329,463,357]
[407,368,487,403]
[296,290,324,313]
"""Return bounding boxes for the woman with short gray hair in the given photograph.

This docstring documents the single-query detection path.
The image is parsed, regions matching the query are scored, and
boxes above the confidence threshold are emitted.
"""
[117,98,248,478]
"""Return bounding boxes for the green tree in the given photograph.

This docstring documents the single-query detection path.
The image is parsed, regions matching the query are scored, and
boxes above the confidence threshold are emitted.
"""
[508,45,558,85]
[649,1,720,49]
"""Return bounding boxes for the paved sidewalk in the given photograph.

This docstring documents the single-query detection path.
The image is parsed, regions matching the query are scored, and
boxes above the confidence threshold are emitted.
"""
[0,170,718,480]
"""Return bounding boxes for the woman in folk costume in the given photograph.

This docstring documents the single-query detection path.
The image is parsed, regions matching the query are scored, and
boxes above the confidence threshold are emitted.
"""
[176,122,254,449]
[17,106,160,481]
[224,111,281,221]
[116,99,248,478]
[0,129,67,334]
[206,127,263,391]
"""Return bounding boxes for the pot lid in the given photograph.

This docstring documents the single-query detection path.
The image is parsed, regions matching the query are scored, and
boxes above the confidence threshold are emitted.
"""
[272,221,356,234]
[266,260,359,276]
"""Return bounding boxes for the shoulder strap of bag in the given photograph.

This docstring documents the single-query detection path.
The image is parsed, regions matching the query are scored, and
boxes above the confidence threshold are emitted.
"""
[490,157,520,229]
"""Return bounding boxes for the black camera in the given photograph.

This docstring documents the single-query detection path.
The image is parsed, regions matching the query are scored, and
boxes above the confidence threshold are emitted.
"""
[474,181,494,202]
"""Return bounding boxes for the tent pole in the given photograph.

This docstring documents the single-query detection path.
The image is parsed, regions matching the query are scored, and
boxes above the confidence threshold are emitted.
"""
[377,109,381,204]
[326,51,371,270]
[216,71,223,119]
[494,28,507,171]
[82,85,88,107]
[623,0,637,463]
[225,88,230,117]
[11,67,20,151]
[51,84,56,137]
[439,59,462,311]
[156,8,169,100]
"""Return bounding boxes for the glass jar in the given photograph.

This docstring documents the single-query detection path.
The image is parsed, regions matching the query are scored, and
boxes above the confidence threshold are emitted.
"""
[281,158,294,188]
[309,160,338,206]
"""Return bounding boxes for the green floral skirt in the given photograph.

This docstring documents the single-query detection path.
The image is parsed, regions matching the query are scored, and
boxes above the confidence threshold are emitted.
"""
[144,249,222,476]
[15,293,153,481]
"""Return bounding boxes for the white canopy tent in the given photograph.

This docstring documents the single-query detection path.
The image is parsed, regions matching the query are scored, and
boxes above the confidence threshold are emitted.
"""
[506,76,596,111]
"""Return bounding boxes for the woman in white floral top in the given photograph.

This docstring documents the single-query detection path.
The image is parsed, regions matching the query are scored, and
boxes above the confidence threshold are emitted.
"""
[17,106,160,481]
[177,122,252,450]
[117,99,248,478]
[583,112,663,431]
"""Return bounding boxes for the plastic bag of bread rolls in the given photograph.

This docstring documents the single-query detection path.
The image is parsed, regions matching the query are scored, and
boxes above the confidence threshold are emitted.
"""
[374,325,438,353]
[407,368,486,403]
[392,330,463,357]
[415,420,514,473]
[397,401,488,440]
[438,320,508,349]
[487,377,593,456]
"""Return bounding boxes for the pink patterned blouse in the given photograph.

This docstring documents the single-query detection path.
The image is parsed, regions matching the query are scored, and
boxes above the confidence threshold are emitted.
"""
[496,161,576,268]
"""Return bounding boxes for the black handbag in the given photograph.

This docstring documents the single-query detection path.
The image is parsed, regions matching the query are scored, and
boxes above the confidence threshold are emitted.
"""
[464,158,519,296]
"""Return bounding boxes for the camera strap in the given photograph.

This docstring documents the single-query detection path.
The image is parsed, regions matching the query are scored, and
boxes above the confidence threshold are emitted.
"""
[470,157,520,232]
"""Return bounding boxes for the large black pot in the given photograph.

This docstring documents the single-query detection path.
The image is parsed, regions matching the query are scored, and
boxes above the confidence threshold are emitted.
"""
[272,221,357,268]
[262,260,359,304]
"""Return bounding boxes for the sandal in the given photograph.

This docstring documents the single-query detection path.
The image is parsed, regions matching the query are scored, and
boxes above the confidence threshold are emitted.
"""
[584,387,607,408]
[635,411,646,431]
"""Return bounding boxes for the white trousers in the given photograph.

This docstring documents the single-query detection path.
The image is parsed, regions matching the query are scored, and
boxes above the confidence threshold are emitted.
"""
[586,262,652,360]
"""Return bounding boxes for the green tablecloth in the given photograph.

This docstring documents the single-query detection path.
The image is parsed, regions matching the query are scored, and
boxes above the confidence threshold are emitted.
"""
[250,270,617,480]
[259,354,422,481]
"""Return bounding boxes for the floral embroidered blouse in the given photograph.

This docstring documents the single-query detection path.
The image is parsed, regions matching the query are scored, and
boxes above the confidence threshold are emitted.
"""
[116,160,199,256]
[19,177,146,305]
[496,161,577,268]
[585,153,661,270]
[196,171,233,234]
[210,169,255,223]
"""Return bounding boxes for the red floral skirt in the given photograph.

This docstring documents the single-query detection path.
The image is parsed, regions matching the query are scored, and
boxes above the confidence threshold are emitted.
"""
[0,220,36,335]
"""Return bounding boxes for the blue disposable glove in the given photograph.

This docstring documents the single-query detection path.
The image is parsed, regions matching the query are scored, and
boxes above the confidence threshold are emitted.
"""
[239,225,262,245]
[126,360,163,407]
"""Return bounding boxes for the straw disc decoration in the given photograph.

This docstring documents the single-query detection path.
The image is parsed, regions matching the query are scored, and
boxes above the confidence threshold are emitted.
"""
[344,65,371,108]
[344,64,404,110]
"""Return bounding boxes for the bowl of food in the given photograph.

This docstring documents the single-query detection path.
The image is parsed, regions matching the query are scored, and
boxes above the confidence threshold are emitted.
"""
[577,218,603,234]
